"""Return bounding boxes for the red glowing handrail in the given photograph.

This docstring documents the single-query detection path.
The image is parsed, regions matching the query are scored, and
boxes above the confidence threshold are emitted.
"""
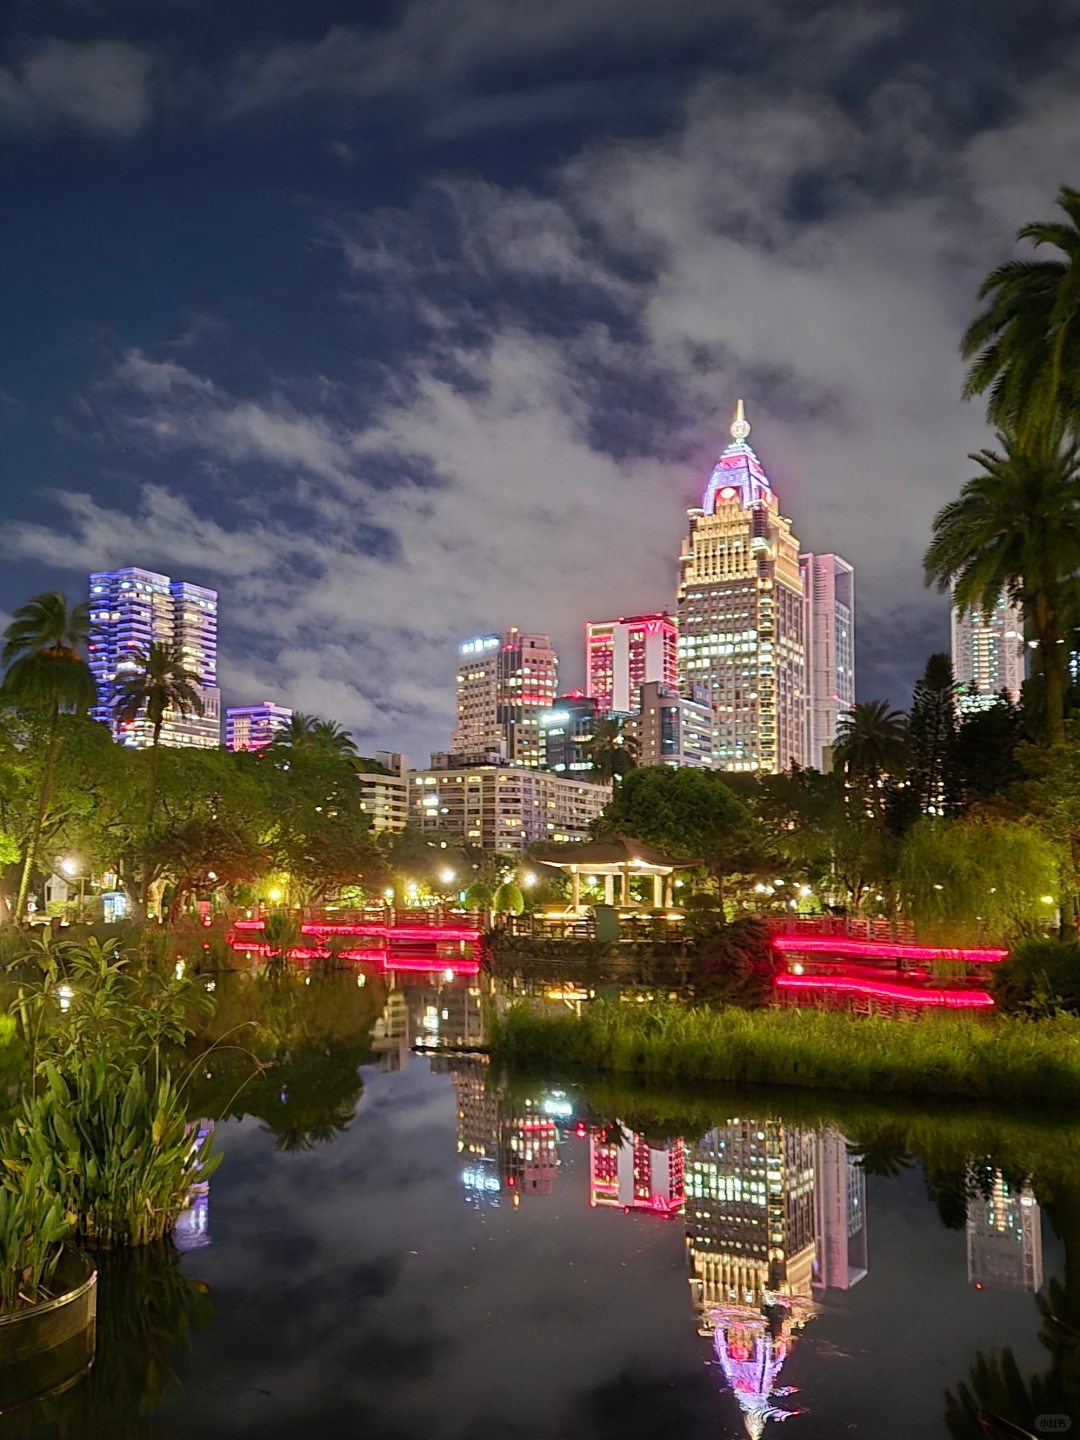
[229,919,480,941]
[772,936,1007,963]
[775,972,995,1008]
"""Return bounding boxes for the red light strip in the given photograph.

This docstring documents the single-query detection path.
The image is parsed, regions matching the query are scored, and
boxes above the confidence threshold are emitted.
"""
[775,972,995,1008]
[229,919,480,941]
[772,936,1007,963]
[228,937,479,974]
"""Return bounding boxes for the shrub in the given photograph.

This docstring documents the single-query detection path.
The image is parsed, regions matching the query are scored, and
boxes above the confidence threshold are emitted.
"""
[0,1162,71,1312]
[991,936,1080,1015]
[493,881,524,915]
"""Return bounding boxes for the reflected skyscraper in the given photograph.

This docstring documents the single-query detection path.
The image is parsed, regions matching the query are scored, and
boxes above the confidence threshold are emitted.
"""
[686,1118,868,1438]
[590,1127,686,1215]
[813,1128,868,1291]
[443,1057,560,1206]
[967,1166,1043,1292]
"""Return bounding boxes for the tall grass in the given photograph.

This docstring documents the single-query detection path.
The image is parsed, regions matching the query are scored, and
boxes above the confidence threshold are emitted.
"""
[490,999,1080,1107]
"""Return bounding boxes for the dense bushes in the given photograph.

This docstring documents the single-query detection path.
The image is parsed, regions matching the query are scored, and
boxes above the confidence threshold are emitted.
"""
[490,998,1080,1106]
[992,936,1080,1014]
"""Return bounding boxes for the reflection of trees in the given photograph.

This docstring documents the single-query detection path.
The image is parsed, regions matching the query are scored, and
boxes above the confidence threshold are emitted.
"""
[183,966,386,1152]
[0,1242,214,1439]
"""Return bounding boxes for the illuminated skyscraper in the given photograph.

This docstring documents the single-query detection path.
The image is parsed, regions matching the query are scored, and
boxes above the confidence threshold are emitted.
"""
[225,701,292,751]
[678,403,808,773]
[540,692,600,774]
[634,680,714,769]
[800,554,855,771]
[966,1167,1043,1292]
[586,612,679,714]
[451,629,558,765]
[951,594,1025,713]
[88,567,221,747]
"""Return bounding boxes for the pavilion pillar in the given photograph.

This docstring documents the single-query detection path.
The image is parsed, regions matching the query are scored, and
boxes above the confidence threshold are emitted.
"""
[571,868,581,914]
[652,873,663,908]
[665,876,673,907]
[604,874,614,905]
[620,866,630,905]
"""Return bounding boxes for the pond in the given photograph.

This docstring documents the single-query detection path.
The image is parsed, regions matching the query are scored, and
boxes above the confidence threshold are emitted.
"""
[3,968,1077,1438]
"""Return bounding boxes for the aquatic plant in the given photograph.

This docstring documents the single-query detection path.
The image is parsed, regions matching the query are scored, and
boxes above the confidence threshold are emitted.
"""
[489,998,1080,1107]
[0,1162,71,1313]
[8,1059,218,1248]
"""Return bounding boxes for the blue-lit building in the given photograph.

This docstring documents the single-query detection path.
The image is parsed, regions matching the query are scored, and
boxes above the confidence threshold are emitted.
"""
[540,692,599,774]
[88,567,221,748]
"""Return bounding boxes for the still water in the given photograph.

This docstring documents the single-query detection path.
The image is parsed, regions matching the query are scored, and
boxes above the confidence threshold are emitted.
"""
[4,968,1076,1438]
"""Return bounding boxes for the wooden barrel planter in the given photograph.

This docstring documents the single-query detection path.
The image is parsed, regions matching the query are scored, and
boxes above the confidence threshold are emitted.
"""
[0,1249,97,1410]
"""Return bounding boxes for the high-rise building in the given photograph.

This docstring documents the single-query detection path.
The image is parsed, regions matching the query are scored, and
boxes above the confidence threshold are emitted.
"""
[225,701,292,752]
[952,594,1025,714]
[541,692,600,774]
[409,763,610,849]
[586,612,679,715]
[451,629,558,765]
[966,1167,1043,1292]
[677,403,807,773]
[800,554,856,771]
[88,567,221,748]
[634,680,714,769]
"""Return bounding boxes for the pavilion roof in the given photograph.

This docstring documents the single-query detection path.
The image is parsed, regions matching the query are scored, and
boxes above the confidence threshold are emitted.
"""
[531,835,699,874]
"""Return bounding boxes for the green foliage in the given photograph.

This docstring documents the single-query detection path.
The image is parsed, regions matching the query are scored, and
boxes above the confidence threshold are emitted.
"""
[924,431,1080,745]
[490,998,1080,1106]
[961,183,1080,443]
[833,701,908,790]
[583,716,636,782]
[601,765,761,897]
[464,881,493,909]
[909,653,959,813]
[7,1059,218,1247]
[691,915,776,1006]
[897,815,1059,937]
[112,641,204,741]
[0,1162,71,1312]
[951,697,1025,800]
[493,880,524,915]
[992,937,1080,1015]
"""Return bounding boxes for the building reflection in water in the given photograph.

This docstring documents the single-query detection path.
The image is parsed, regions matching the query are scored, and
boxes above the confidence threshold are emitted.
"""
[966,1165,1043,1292]
[686,1120,868,1438]
[371,976,485,1071]
[173,1120,215,1253]
[590,1128,686,1216]
[441,1056,563,1208]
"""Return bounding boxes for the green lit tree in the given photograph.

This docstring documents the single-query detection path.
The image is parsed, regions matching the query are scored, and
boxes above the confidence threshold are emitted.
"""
[0,592,97,920]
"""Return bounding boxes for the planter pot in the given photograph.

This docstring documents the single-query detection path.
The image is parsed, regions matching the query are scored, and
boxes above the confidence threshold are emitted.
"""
[0,1248,97,1410]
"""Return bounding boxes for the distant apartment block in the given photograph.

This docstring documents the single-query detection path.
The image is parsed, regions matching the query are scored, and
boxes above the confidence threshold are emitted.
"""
[540,692,599,774]
[358,752,409,833]
[408,763,610,849]
[89,567,221,748]
[225,701,292,752]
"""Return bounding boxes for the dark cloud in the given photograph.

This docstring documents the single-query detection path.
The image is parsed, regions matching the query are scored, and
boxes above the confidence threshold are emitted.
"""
[0,0,1078,752]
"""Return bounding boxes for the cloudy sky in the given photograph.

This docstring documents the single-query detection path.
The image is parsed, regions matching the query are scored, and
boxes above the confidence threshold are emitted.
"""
[1,0,1078,759]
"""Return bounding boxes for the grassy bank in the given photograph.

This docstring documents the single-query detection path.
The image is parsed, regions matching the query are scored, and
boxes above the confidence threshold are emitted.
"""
[489,999,1080,1108]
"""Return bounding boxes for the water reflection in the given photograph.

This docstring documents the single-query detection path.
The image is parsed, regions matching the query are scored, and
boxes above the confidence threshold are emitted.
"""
[11,967,1080,1437]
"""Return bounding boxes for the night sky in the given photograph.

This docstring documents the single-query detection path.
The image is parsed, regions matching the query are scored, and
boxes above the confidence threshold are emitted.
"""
[1,0,1078,761]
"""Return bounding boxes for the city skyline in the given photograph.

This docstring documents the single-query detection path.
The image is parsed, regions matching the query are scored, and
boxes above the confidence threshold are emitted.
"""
[0,0,1072,763]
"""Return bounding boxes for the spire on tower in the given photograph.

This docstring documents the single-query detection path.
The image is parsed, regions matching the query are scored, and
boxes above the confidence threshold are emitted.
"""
[730,398,751,444]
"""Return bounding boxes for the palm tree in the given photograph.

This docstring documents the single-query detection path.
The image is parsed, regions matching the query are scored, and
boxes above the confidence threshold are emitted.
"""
[924,431,1080,745]
[270,713,357,760]
[113,642,204,820]
[583,717,636,783]
[0,592,97,921]
[962,184,1080,444]
[833,701,908,803]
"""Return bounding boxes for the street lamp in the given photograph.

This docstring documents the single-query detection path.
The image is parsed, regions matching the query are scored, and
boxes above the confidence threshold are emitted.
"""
[439,868,456,886]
